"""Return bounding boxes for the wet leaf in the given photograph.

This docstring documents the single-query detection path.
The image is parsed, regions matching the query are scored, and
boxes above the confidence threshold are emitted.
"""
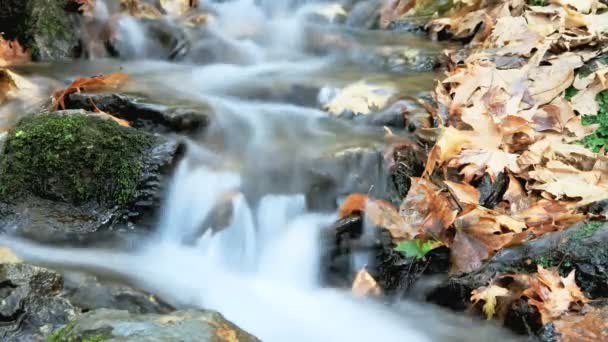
[52,72,130,110]
[324,81,396,115]
[0,37,30,67]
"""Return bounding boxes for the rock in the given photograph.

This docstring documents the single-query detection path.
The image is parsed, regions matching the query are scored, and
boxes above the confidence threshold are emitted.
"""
[345,0,380,29]
[64,93,211,134]
[0,111,181,241]
[107,17,188,60]
[0,263,77,342]
[62,273,174,315]
[48,308,260,342]
[0,0,82,61]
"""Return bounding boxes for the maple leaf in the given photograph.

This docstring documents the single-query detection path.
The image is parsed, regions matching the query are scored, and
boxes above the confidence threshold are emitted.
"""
[323,81,396,115]
[52,73,130,110]
[399,178,457,238]
[352,268,382,298]
[0,37,30,67]
[471,284,511,319]
[513,199,586,234]
[523,266,588,324]
[451,207,527,273]
[338,194,416,241]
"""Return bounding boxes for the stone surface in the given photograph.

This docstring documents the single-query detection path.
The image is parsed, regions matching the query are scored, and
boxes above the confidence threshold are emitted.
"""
[0,263,77,342]
[48,308,260,342]
[0,111,181,241]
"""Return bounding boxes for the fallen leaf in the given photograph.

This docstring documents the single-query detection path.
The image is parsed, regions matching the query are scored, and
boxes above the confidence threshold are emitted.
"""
[352,268,382,297]
[324,81,396,115]
[471,284,511,319]
[52,72,130,110]
[553,306,608,342]
[524,266,588,324]
[399,178,457,238]
[444,180,480,206]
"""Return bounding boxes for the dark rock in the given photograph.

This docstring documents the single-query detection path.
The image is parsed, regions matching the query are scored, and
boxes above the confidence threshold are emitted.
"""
[64,93,211,134]
[0,111,181,241]
[0,0,82,61]
[0,263,77,342]
[47,308,260,342]
[476,172,508,209]
[62,273,174,315]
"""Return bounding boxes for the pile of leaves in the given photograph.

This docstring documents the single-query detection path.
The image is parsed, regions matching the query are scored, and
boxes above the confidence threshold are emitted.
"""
[346,0,608,336]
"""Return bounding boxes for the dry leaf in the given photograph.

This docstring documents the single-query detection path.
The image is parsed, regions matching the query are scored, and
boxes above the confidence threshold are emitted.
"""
[524,266,588,324]
[400,178,457,238]
[471,284,511,319]
[324,81,396,115]
[352,268,382,297]
[444,180,480,206]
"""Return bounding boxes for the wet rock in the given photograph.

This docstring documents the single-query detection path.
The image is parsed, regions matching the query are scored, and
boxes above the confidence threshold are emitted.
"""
[48,308,260,342]
[0,263,77,342]
[0,111,181,241]
[0,0,82,61]
[107,17,188,60]
[64,93,211,134]
[476,172,508,209]
[306,146,390,211]
[62,273,174,315]
[345,1,380,29]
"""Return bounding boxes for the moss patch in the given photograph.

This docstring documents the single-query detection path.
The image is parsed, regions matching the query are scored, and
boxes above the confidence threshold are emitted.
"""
[0,112,155,206]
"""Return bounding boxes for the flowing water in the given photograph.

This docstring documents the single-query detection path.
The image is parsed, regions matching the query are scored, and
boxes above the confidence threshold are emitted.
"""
[2,1,519,341]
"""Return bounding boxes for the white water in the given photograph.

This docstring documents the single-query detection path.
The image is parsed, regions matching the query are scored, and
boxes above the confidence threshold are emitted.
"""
[2,1,518,341]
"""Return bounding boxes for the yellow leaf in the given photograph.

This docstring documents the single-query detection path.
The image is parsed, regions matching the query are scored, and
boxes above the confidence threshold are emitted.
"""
[471,285,510,319]
[352,268,382,298]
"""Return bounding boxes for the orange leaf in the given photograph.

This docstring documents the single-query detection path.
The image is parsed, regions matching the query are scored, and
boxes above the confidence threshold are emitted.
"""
[52,72,130,110]
[0,37,30,67]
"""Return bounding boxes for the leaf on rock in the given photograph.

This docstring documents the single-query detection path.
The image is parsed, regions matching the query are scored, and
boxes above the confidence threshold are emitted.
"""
[352,268,382,298]
[395,239,443,259]
[324,81,396,115]
[523,266,588,324]
[52,72,130,110]
[399,178,457,238]
[120,0,163,19]
[471,284,511,320]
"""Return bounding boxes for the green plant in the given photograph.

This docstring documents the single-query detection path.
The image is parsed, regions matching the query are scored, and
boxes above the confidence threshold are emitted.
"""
[395,239,442,259]
[581,91,608,152]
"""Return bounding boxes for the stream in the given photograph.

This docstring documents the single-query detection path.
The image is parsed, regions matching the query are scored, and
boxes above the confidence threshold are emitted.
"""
[2,1,520,341]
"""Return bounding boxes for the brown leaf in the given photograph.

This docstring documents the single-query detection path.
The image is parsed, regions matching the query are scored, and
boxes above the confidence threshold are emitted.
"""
[352,268,382,298]
[523,266,588,324]
[444,180,480,206]
[553,306,608,342]
[400,178,457,238]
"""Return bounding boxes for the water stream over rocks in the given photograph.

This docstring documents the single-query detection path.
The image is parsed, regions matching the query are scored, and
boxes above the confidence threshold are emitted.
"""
[1,1,520,341]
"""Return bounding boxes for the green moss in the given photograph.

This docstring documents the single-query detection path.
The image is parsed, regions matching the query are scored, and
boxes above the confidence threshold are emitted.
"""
[573,221,603,241]
[47,322,76,342]
[580,91,608,152]
[0,113,155,206]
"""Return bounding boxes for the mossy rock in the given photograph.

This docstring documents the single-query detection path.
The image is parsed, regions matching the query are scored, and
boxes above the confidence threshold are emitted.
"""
[0,0,81,61]
[0,111,179,240]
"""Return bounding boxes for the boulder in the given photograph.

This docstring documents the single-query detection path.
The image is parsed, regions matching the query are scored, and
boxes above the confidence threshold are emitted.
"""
[0,263,77,342]
[0,0,82,61]
[0,111,181,241]
[47,308,260,342]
